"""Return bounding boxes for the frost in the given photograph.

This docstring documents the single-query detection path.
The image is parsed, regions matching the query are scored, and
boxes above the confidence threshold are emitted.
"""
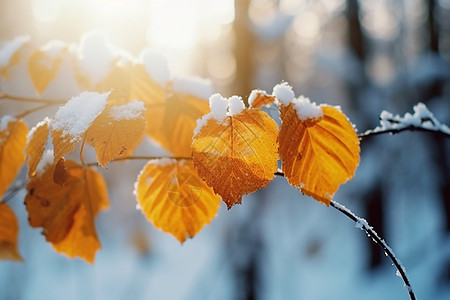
[0,35,29,67]
[27,117,50,142]
[35,150,54,176]
[140,49,170,86]
[364,102,450,136]
[77,31,115,86]
[292,95,323,121]
[109,100,145,120]
[172,76,213,100]
[228,96,245,116]
[52,91,110,142]
[0,115,16,131]
[273,82,294,105]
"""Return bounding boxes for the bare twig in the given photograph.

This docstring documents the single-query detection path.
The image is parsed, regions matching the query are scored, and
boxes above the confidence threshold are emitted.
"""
[85,155,192,167]
[0,92,67,105]
[329,200,416,300]
[358,124,450,139]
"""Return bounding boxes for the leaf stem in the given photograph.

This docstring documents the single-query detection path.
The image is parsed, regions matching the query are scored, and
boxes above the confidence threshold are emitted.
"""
[85,155,192,167]
[329,200,416,300]
[0,92,67,104]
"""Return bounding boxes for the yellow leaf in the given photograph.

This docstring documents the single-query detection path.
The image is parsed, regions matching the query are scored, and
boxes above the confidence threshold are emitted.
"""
[25,160,109,263]
[0,36,29,79]
[0,117,28,197]
[26,118,50,176]
[0,203,23,261]
[86,99,146,167]
[192,96,279,209]
[27,41,67,94]
[249,90,275,109]
[135,159,220,243]
[146,92,210,156]
[51,91,109,162]
[279,104,360,205]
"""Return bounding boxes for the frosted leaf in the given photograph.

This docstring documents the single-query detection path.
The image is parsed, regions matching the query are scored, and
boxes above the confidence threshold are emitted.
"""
[172,76,213,99]
[140,49,170,86]
[292,95,323,121]
[52,91,110,142]
[0,36,29,67]
[109,100,145,120]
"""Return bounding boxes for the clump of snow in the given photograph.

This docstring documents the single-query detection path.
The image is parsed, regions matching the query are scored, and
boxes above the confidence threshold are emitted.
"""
[228,96,245,116]
[364,102,450,136]
[27,117,50,142]
[41,40,66,60]
[77,31,115,86]
[52,91,110,142]
[140,49,170,86]
[273,82,294,105]
[172,76,213,100]
[209,93,229,122]
[248,89,268,106]
[0,115,16,132]
[0,36,29,67]
[292,95,323,121]
[35,150,54,176]
[109,100,145,120]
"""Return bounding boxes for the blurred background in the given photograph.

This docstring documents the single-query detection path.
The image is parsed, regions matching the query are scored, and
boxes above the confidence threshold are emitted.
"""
[1,0,450,299]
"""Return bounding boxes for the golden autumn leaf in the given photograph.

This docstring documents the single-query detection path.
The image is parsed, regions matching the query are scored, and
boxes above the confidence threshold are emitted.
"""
[0,36,29,79]
[248,90,276,109]
[192,95,279,209]
[27,41,68,94]
[86,99,146,167]
[278,102,360,206]
[146,90,210,156]
[26,118,50,176]
[0,203,23,261]
[25,160,109,263]
[0,117,28,197]
[135,159,220,243]
[51,91,110,162]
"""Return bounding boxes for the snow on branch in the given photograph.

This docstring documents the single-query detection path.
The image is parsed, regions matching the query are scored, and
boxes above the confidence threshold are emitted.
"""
[360,102,450,138]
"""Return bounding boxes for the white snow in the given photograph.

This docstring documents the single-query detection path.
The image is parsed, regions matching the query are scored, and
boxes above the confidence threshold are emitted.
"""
[172,76,213,99]
[27,117,50,142]
[209,93,229,122]
[0,115,16,132]
[140,49,170,86]
[228,95,245,116]
[193,113,214,136]
[248,89,268,106]
[52,91,110,142]
[41,40,66,60]
[273,82,295,105]
[109,100,145,120]
[35,149,54,176]
[292,95,323,121]
[0,36,29,67]
[364,102,450,136]
[77,31,115,86]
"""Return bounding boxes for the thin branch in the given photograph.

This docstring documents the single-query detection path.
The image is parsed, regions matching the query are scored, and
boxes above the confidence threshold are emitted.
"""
[14,103,57,119]
[329,200,416,300]
[0,93,67,105]
[273,172,415,300]
[1,181,26,204]
[85,155,192,167]
[358,125,450,139]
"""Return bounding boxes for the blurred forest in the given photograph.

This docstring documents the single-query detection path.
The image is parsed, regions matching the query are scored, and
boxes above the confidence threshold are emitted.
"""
[1,0,450,299]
